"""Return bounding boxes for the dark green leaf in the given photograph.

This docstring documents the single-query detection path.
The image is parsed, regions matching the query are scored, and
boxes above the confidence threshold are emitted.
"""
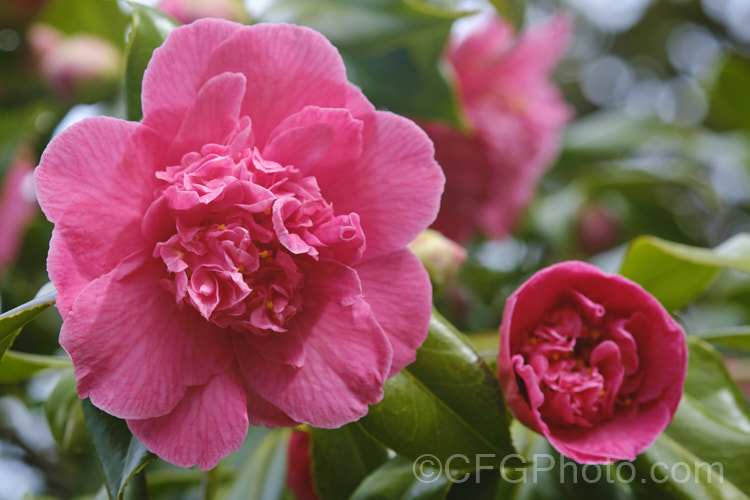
[45,369,87,451]
[619,234,750,311]
[709,55,750,133]
[488,0,524,30]
[0,350,70,383]
[311,424,388,500]
[223,429,289,500]
[359,310,516,471]
[124,2,179,121]
[0,284,57,360]
[350,457,451,500]
[82,399,155,500]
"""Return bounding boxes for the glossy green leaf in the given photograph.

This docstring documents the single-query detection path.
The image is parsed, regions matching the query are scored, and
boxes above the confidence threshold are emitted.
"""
[260,0,468,126]
[311,424,389,500]
[359,310,516,471]
[693,326,750,351]
[632,337,750,499]
[82,399,156,500]
[124,2,179,121]
[350,457,451,500]
[223,428,289,500]
[488,0,524,30]
[0,284,57,361]
[0,350,70,383]
[619,233,750,311]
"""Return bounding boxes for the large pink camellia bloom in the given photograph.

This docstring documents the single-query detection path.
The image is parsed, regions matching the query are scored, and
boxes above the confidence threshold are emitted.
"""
[34,20,444,470]
[498,261,687,463]
[423,15,572,242]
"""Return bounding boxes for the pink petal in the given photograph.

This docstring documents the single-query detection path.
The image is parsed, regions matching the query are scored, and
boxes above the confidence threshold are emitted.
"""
[263,106,363,175]
[546,400,673,463]
[166,71,247,163]
[128,368,249,470]
[232,325,305,368]
[206,23,350,146]
[34,117,166,318]
[141,18,243,137]
[356,249,431,376]
[316,111,445,261]
[237,299,392,427]
[244,383,299,428]
[61,251,235,419]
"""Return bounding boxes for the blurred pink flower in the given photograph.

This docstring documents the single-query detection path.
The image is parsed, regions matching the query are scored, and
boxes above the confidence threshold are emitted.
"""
[0,150,38,272]
[286,430,318,500]
[35,20,443,470]
[423,15,572,242]
[27,24,121,103]
[157,0,248,24]
[498,261,687,463]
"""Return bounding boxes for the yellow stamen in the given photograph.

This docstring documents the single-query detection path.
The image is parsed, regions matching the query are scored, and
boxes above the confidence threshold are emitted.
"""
[237,265,245,273]
[590,328,600,340]
[217,224,227,231]
[529,337,538,347]
[266,301,274,310]
[624,397,633,406]
[259,250,272,259]
[599,389,605,397]
[551,353,560,362]
[264,207,272,215]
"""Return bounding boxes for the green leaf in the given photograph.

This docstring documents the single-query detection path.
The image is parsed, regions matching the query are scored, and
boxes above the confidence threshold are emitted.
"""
[0,350,71,383]
[82,399,156,500]
[0,284,57,361]
[633,435,749,500]
[619,233,750,311]
[38,0,130,48]
[633,337,750,499]
[693,326,750,351]
[223,428,289,500]
[350,457,451,500]
[488,0,524,30]
[359,310,516,471]
[124,2,180,121]
[45,369,87,451]
[311,424,389,500]
[261,0,468,127]
[709,55,750,133]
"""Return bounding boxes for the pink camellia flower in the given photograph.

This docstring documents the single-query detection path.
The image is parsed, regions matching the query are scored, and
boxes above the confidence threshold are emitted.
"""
[286,430,318,500]
[0,149,38,272]
[422,15,572,242]
[157,0,248,24]
[34,20,443,470]
[498,261,687,463]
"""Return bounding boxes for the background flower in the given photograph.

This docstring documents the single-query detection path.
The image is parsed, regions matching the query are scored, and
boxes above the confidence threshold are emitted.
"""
[498,261,687,463]
[422,15,572,243]
[34,19,443,470]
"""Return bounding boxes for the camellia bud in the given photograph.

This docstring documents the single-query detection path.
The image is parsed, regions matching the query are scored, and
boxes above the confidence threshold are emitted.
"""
[286,430,318,500]
[27,24,122,104]
[157,0,249,24]
[408,229,467,290]
[575,203,621,255]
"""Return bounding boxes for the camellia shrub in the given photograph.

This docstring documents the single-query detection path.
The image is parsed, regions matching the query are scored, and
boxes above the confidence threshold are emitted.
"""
[1,1,749,499]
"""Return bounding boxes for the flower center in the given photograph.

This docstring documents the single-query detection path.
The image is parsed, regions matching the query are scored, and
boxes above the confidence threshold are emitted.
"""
[152,118,365,335]
[518,297,639,428]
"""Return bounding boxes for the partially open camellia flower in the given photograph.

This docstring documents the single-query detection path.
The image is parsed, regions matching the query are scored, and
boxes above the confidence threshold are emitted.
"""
[498,261,687,463]
[422,15,572,242]
[35,20,444,469]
